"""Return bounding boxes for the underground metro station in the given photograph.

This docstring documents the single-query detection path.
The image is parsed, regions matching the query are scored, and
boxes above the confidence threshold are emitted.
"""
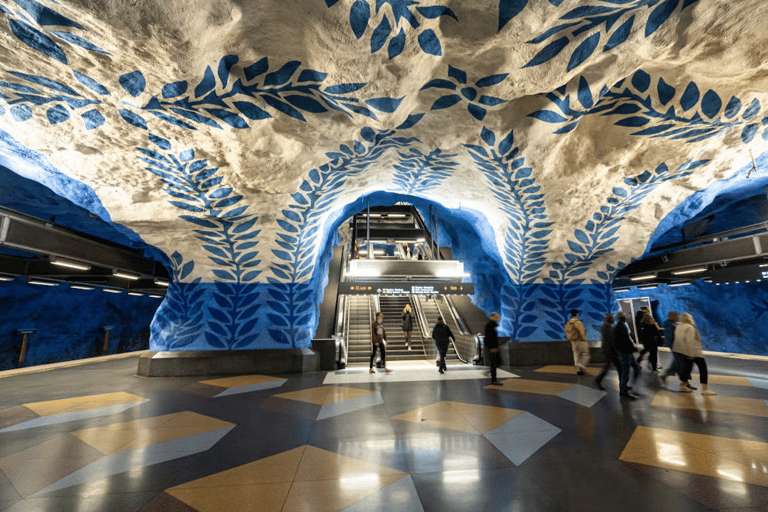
[2,1,768,510]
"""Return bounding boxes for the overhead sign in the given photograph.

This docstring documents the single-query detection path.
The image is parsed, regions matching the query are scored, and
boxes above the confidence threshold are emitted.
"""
[339,281,474,295]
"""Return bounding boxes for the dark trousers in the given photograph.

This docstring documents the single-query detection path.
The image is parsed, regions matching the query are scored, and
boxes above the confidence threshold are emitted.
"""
[680,357,708,384]
[664,351,684,377]
[437,345,447,372]
[595,353,621,384]
[489,349,500,382]
[369,342,386,368]
[638,344,658,370]
[619,353,634,394]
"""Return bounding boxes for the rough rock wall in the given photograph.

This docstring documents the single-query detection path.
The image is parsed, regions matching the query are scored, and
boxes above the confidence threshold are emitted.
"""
[2,1,768,350]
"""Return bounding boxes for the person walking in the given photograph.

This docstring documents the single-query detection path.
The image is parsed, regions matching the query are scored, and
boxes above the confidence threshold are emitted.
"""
[402,304,414,351]
[637,312,662,371]
[614,312,638,400]
[485,313,502,385]
[432,316,454,374]
[565,309,590,375]
[660,311,682,386]
[594,313,621,391]
[675,313,716,395]
[369,312,392,374]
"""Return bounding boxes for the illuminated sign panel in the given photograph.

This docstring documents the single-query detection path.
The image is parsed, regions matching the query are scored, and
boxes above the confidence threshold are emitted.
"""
[339,282,474,295]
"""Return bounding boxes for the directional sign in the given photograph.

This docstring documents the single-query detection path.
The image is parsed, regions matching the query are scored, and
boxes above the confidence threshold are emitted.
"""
[339,281,474,295]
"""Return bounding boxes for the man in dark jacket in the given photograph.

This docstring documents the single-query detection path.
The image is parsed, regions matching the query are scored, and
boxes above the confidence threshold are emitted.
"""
[594,313,620,390]
[484,313,502,385]
[432,317,454,374]
[661,311,680,385]
[614,312,637,400]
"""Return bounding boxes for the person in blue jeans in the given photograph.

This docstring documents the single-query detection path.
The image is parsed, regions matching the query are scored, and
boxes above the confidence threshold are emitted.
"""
[614,312,638,400]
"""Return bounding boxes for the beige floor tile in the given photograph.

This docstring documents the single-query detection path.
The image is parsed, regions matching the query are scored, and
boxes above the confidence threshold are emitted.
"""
[295,445,405,482]
[651,393,768,418]
[391,402,480,433]
[488,379,572,395]
[167,482,291,512]
[23,392,146,416]
[697,375,753,387]
[274,386,373,405]
[284,474,404,512]
[171,447,306,489]
[535,365,600,376]
[448,402,524,434]
[620,426,768,487]
[199,375,283,389]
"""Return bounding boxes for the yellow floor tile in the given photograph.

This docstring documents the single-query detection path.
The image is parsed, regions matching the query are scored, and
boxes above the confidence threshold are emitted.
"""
[274,386,373,405]
[71,411,234,453]
[283,474,404,512]
[167,482,291,512]
[391,401,523,434]
[488,379,572,395]
[199,375,283,389]
[535,365,600,376]
[620,426,768,487]
[23,392,146,416]
[651,392,768,418]
[295,445,405,482]
[697,375,752,387]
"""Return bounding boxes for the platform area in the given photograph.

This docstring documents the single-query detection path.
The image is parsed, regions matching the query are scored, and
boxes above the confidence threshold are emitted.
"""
[1,352,768,511]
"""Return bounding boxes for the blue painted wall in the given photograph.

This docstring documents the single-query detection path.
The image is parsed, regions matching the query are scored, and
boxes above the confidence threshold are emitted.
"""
[618,281,768,356]
[0,277,161,370]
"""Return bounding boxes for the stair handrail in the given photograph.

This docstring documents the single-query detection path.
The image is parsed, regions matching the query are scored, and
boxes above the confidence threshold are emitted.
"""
[335,294,348,367]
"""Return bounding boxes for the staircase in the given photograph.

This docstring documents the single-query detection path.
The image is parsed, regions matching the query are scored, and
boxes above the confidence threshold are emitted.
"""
[415,295,460,364]
[378,296,426,361]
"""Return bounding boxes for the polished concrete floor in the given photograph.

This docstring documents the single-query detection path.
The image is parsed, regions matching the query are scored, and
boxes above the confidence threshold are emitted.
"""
[1,353,768,511]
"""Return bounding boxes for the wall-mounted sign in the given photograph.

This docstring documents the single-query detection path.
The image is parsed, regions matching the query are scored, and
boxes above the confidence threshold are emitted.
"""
[339,281,474,295]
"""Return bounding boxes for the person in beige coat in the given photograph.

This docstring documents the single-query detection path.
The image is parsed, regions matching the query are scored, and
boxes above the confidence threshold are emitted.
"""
[674,313,716,395]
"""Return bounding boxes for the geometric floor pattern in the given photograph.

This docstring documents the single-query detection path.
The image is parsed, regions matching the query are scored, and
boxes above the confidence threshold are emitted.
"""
[2,352,768,511]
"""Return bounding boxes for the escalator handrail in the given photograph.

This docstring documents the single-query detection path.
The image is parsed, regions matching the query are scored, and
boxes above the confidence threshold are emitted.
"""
[432,297,470,363]
[441,295,469,335]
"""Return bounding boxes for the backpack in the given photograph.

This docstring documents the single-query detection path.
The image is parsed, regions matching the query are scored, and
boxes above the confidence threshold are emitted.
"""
[565,319,581,342]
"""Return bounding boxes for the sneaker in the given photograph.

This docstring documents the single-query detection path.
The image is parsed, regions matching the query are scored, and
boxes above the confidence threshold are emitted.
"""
[384,368,393,373]
[408,346,412,351]
[438,370,444,374]
[686,383,697,390]
[678,384,692,393]
[594,380,605,391]
[576,369,585,376]
[701,389,717,396]
[490,381,503,386]
[369,369,376,374]
[620,392,637,400]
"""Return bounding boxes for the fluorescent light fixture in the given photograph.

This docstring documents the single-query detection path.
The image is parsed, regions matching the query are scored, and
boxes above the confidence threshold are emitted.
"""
[149,294,164,298]
[760,263,768,268]
[613,287,629,292]
[154,278,170,287]
[703,279,712,283]
[112,270,140,280]
[668,282,691,287]
[630,274,656,281]
[28,278,59,287]
[128,291,144,296]
[373,250,386,255]
[0,274,14,282]
[50,257,91,271]
[671,267,707,276]
[102,287,123,294]
[70,284,95,290]
[638,284,658,290]
[416,238,425,242]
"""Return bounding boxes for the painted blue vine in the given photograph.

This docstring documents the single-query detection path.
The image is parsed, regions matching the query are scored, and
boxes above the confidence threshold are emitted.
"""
[391,147,458,194]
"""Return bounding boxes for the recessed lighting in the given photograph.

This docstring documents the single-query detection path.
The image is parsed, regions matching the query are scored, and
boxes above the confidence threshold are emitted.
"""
[149,294,163,298]
[638,284,658,290]
[70,284,95,290]
[672,267,707,276]
[630,274,656,281]
[0,274,14,282]
[50,257,91,271]
[113,270,140,280]
[613,287,629,292]
[28,278,59,287]
[102,287,123,294]
[128,291,144,296]
[154,279,170,287]
[668,282,691,287]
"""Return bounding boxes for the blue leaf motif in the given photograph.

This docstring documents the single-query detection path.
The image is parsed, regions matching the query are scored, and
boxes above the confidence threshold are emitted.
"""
[567,240,586,254]
[72,70,109,95]
[481,127,495,146]
[701,90,722,119]
[417,29,441,56]
[499,131,515,156]
[81,109,104,129]
[523,37,569,68]
[233,101,272,120]
[286,95,328,113]
[631,70,651,93]
[742,98,760,120]
[742,124,758,144]
[475,74,508,88]
[656,76,676,105]
[567,32,600,72]
[529,110,567,123]
[51,31,110,55]
[365,96,404,112]
[646,0,679,37]
[431,94,462,110]
[118,109,147,129]
[264,61,301,86]
[680,82,700,111]
[420,78,457,91]
[194,67,216,97]
[162,81,188,98]
[9,19,67,64]
[388,28,405,59]
[615,116,649,127]
[396,113,424,129]
[723,96,741,119]
[371,16,392,53]
[577,76,593,109]
[498,0,528,32]
[448,66,467,84]
[603,15,634,52]
[574,229,589,244]
[350,0,371,39]
[467,104,486,120]
[119,71,146,97]
[324,83,366,95]
[46,104,69,124]
[244,57,269,82]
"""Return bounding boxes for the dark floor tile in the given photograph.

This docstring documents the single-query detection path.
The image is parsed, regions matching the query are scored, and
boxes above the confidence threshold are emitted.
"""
[0,406,39,430]
[139,492,198,512]
[2,491,159,512]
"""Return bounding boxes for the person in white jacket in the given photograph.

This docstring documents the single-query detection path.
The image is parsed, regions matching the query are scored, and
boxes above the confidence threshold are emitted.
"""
[674,313,717,396]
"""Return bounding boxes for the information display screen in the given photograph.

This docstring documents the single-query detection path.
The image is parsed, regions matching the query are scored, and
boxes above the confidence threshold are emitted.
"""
[339,281,474,295]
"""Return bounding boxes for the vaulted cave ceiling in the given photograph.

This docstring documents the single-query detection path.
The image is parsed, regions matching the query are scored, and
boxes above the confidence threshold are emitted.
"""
[2,0,768,346]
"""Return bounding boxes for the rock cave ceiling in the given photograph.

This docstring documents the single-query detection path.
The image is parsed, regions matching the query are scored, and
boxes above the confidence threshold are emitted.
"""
[2,0,768,288]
